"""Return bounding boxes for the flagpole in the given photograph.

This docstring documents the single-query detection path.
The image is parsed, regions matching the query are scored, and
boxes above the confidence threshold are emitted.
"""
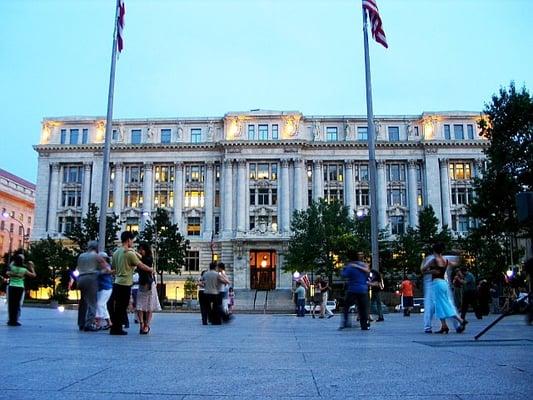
[98,0,121,253]
[362,7,380,272]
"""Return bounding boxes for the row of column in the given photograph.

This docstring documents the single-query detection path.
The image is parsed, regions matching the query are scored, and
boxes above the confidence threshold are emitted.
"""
[37,157,484,237]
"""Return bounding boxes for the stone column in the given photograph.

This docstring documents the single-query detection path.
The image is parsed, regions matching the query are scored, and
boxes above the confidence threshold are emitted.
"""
[113,162,124,217]
[173,162,184,229]
[344,161,355,213]
[293,159,304,211]
[302,161,309,210]
[33,157,51,239]
[143,162,153,218]
[407,160,419,228]
[223,159,233,236]
[236,160,247,235]
[281,159,290,233]
[439,158,452,228]
[81,162,92,217]
[312,160,323,202]
[90,153,103,210]
[423,153,442,228]
[48,162,61,234]
[376,160,387,229]
[203,162,214,238]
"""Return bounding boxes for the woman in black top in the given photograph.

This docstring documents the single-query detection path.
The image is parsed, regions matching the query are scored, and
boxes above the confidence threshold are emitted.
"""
[136,243,158,334]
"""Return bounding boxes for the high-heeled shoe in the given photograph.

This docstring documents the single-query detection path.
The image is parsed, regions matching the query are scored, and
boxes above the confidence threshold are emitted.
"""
[435,326,449,334]
[456,321,466,333]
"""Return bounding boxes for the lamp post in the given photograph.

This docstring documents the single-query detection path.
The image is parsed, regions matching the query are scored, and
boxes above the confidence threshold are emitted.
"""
[1,227,13,265]
[1,212,27,251]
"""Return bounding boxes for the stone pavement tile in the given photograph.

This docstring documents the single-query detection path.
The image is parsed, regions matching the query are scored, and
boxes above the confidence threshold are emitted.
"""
[1,390,185,400]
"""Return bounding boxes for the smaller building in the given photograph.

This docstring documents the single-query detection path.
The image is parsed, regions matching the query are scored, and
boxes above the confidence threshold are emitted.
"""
[0,168,35,258]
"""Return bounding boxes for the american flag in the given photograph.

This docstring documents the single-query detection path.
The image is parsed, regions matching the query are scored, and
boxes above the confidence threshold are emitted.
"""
[117,0,126,53]
[362,0,388,49]
[300,274,311,289]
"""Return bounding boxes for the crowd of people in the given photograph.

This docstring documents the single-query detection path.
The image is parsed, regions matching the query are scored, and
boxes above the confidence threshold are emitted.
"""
[197,261,234,325]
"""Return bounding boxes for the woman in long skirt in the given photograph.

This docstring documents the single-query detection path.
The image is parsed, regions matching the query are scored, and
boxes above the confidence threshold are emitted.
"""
[136,243,161,334]
[428,243,466,334]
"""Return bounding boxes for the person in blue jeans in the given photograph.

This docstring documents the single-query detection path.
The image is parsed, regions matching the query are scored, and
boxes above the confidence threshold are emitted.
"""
[340,250,370,330]
[294,281,306,317]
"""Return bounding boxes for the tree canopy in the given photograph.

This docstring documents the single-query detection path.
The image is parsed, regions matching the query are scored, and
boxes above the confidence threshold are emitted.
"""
[137,208,189,288]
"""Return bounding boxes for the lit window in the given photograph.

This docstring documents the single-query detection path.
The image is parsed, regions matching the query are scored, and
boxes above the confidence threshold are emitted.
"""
[257,164,269,180]
[449,162,472,180]
[185,191,205,208]
[186,165,204,183]
[187,217,201,236]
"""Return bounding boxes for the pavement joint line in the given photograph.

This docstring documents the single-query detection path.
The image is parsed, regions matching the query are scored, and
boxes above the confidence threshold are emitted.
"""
[57,366,112,392]
[17,356,45,365]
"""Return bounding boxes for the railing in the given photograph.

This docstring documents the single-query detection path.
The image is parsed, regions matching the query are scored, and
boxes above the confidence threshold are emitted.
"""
[250,267,276,290]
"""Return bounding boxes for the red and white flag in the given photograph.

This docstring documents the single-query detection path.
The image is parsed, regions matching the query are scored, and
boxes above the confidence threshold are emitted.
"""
[117,0,126,53]
[362,0,388,48]
[300,274,311,289]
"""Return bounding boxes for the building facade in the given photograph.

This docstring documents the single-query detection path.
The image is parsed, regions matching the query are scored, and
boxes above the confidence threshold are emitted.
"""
[33,110,487,297]
[0,169,35,258]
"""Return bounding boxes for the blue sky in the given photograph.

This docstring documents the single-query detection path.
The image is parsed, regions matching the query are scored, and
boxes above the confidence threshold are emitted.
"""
[1,0,531,183]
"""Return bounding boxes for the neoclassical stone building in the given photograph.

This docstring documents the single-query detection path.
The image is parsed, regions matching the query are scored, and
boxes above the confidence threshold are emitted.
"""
[33,110,486,297]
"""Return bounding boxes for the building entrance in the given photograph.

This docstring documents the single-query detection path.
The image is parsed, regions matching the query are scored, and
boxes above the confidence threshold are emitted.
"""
[250,250,276,290]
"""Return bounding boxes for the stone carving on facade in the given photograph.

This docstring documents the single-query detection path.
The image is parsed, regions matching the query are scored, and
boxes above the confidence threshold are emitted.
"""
[233,117,244,139]
[407,159,418,169]
[312,121,321,141]
[344,121,354,140]
[373,119,382,138]
[406,123,413,138]
[282,114,300,138]
[177,122,184,139]
[117,123,125,142]
[146,123,155,143]
[206,121,215,141]
[42,121,56,144]
[95,120,106,142]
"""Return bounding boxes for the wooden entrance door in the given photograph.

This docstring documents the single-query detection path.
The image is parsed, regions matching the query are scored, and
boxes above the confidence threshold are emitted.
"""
[250,250,276,290]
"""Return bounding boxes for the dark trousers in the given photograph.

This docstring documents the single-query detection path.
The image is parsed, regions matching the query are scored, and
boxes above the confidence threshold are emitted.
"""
[370,290,383,319]
[296,298,305,317]
[342,291,369,329]
[8,286,24,324]
[109,283,131,332]
[198,291,209,324]
[205,293,222,325]
[77,274,98,329]
[461,289,480,319]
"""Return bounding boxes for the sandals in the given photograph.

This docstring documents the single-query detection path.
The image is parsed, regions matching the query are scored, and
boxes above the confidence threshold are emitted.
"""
[140,322,150,335]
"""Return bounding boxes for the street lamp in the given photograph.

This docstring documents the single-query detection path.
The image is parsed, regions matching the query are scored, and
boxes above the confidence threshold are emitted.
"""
[1,212,28,250]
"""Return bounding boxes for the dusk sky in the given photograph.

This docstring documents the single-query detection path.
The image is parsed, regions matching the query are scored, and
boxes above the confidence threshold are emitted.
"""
[1,0,531,183]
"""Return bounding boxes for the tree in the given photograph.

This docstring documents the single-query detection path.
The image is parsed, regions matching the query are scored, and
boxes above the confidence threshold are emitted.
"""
[284,199,362,282]
[417,205,453,255]
[467,83,533,276]
[66,203,121,253]
[137,208,189,294]
[27,237,76,302]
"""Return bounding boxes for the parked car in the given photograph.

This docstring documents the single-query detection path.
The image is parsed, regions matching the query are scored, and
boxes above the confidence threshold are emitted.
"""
[395,297,424,313]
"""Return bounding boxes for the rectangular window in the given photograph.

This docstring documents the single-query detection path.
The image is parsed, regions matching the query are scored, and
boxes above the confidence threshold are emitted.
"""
[161,128,171,144]
[125,165,143,184]
[357,127,368,141]
[191,128,201,143]
[258,188,269,205]
[388,126,400,141]
[249,189,256,205]
[249,164,256,180]
[154,189,173,208]
[391,216,405,235]
[355,164,369,181]
[271,188,277,206]
[154,165,174,183]
[272,124,279,140]
[258,124,268,140]
[63,165,83,183]
[271,163,277,180]
[125,218,139,233]
[184,191,205,208]
[248,125,255,140]
[444,124,451,140]
[215,190,220,207]
[82,128,88,144]
[414,126,419,136]
[257,163,269,180]
[131,129,142,144]
[467,124,474,139]
[326,127,338,141]
[388,188,406,206]
[449,162,472,180]
[186,165,204,183]
[388,164,405,182]
[60,129,67,144]
[454,124,464,140]
[123,190,143,208]
[214,216,220,235]
[185,250,200,272]
[69,129,79,144]
[112,129,119,141]
[187,217,201,236]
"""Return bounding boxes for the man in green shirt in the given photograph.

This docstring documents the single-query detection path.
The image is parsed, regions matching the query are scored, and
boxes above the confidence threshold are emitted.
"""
[109,231,153,335]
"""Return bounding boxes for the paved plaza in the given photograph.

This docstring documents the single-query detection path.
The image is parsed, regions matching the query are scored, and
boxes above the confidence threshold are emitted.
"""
[0,307,532,399]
